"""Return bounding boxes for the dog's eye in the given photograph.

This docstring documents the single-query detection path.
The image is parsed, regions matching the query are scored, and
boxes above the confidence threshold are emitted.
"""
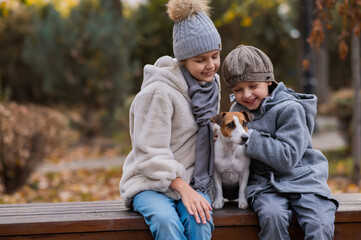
[227,121,235,129]
[242,120,247,126]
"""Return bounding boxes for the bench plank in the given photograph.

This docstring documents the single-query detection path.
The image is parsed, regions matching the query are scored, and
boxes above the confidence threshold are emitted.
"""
[0,193,360,239]
[0,231,153,240]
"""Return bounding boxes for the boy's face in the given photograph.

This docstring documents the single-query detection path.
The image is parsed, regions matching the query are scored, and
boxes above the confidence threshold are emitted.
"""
[231,81,272,110]
[183,50,220,82]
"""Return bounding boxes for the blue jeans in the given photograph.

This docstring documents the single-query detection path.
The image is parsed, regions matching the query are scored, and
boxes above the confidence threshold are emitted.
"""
[252,192,337,240]
[133,190,214,240]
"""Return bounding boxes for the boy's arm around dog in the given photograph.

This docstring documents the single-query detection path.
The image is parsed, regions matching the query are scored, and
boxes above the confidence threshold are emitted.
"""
[246,102,309,173]
[230,82,317,174]
[230,82,333,200]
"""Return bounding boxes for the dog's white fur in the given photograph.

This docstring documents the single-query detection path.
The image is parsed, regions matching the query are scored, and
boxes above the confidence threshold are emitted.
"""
[211,111,253,209]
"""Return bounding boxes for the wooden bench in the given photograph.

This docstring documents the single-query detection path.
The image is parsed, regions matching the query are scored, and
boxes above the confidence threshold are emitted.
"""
[0,193,360,239]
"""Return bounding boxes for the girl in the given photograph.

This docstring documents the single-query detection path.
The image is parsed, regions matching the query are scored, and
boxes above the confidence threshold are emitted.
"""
[119,0,222,239]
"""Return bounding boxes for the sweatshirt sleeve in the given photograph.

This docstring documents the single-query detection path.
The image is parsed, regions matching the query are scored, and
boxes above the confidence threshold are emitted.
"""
[246,102,309,174]
[131,91,185,192]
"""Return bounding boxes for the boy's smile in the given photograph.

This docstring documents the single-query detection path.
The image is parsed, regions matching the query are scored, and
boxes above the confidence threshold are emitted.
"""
[231,81,272,110]
[183,50,220,83]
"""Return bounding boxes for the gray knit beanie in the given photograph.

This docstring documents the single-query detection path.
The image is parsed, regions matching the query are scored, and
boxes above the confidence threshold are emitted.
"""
[167,0,222,61]
[222,45,276,87]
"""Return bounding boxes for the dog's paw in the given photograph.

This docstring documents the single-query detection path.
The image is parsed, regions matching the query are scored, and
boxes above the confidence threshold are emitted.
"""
[238,194,248,209]
[212,198,224,209]
[238,200,248,209]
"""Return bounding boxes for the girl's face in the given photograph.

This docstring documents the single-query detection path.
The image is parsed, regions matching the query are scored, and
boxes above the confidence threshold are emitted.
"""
[231,81,272,110]
[183,50,220,82]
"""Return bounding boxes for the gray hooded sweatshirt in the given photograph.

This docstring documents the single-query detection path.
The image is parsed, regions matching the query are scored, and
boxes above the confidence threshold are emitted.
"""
[230,82,334,203]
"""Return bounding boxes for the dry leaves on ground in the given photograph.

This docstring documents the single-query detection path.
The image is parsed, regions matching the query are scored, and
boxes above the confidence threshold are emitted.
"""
[1,140,361,204]
[0,140,124,204]
[0,167,122,204]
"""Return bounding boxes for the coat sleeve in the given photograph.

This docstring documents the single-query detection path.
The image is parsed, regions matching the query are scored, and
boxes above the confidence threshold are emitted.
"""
[131,90,186,192]
[246,102,310,174]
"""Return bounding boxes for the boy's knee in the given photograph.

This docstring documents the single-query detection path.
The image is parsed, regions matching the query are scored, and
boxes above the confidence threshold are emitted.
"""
[261,210,288,225]
[258,201,289,217]
[257,205,291,229]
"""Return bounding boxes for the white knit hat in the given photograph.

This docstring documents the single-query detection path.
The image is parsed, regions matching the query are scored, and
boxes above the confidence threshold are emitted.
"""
[167,0,222,61]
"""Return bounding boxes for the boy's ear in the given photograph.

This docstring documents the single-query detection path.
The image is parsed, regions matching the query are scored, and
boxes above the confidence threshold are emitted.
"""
[241,110,254,122]
[211,112,226,126]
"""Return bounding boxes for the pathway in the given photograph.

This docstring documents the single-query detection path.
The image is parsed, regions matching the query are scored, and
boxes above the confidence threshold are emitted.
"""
[37,116,347,173]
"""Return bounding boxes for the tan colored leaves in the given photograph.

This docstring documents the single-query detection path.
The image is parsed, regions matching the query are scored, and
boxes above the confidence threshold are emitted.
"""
[309,0,361,59]
[307,19,325,48]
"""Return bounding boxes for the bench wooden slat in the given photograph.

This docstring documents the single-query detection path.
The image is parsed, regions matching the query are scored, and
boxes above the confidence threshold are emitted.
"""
[0,201,123,218]
[0,231,154,240]
[0,193,360,240]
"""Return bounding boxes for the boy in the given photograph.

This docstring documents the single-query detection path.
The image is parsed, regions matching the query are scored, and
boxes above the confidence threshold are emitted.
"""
[222,45,338,240]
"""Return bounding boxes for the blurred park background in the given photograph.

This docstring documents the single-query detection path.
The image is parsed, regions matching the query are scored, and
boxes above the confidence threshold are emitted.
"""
[0,0,360,203]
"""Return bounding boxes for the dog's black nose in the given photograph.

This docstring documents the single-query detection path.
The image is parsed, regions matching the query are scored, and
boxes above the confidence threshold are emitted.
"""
[241,134,249,142]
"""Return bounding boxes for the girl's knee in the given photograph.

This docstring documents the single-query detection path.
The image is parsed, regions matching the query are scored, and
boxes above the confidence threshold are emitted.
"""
[185,219,213,240]
[154,210,178,225]
[150,211,185,239]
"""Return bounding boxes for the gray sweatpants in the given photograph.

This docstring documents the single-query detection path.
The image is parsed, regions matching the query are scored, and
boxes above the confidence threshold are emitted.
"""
[252,192,337,240]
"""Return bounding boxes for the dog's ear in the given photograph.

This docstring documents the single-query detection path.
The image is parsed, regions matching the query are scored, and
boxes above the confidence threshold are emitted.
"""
[211,112,226,126]
[241,111,254,123]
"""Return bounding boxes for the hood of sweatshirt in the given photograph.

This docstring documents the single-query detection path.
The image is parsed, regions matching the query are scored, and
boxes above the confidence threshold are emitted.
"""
[264,82,317,134]
[141,56,191,102]
[232,82,317,134]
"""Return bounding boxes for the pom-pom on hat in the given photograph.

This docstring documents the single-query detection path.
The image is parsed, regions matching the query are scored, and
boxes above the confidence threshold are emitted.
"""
[167,0,222,61]
[222,45,276,88]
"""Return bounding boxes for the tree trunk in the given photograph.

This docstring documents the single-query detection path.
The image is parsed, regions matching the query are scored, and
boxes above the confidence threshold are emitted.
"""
[300,0,316,94]
[351,29,361,183]
[314,41,329,104]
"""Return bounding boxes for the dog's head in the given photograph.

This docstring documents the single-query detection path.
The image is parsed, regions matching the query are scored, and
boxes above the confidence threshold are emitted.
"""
[211,111,254,145]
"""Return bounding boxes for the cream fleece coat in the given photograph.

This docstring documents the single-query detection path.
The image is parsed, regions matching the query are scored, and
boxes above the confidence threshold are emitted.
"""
[119,56,221,208]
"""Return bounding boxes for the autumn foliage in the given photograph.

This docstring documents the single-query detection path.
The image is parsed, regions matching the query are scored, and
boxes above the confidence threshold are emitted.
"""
[0,102,68,194]
[308,0,361,59]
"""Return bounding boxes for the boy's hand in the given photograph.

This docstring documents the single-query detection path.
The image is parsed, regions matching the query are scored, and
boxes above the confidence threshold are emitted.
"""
[213,124,220,142]
[170,178,212,224]
[245,129,254,145]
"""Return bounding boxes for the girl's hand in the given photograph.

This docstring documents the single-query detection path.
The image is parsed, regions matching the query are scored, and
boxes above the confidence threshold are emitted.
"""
[170,178,212,224]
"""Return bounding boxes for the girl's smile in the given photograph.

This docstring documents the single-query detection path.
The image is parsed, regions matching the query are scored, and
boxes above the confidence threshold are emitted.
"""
[183,50,220,83]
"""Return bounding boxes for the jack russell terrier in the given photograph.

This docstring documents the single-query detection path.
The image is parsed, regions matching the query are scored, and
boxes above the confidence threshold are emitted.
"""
[211,111,254,209]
